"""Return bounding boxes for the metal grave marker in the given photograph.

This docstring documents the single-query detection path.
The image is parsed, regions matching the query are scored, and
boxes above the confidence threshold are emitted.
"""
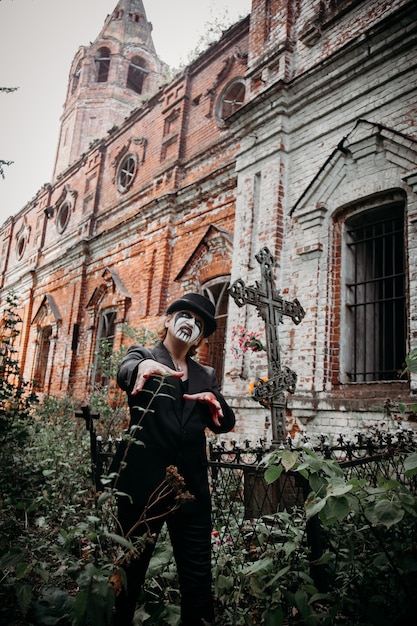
[229,247,305,445]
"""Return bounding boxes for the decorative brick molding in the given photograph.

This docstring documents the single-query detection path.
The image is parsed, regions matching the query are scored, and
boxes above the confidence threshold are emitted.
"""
[175,225,233,290]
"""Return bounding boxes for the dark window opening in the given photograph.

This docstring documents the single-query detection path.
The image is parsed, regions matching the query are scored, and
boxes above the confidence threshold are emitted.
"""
[127,56,148,94]
[34,325,52,389]
[203,281,230,387]
[93,310,117,388]
[71,62,81,95]
[219,81,245,119]
[95,47,111,83]
[345,203,406,382]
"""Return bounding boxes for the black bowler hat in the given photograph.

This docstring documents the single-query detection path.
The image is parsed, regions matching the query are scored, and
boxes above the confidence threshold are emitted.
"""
[166,293,217,337]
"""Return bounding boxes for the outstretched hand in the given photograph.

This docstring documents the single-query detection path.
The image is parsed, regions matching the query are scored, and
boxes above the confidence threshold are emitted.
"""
[183,391,224,428]
[132,359,183,395]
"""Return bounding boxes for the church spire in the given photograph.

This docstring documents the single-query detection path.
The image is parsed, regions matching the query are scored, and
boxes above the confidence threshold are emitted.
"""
[99,0,156,53]
[52,0,166,179]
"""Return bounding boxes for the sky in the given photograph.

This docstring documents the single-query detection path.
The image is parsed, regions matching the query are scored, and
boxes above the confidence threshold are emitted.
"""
[0,0,251,226]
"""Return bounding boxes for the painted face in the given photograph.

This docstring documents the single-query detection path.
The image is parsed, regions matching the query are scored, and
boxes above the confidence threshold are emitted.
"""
[172,310,204,344]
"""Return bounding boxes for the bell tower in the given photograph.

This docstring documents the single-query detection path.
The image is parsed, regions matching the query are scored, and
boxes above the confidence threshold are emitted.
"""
[52,0,167,178]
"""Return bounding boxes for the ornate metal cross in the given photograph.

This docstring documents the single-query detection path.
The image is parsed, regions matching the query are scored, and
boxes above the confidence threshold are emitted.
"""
[229,247,305,445]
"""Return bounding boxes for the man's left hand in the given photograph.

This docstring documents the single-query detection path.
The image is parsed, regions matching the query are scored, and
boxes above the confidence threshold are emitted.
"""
[183,392,224,428]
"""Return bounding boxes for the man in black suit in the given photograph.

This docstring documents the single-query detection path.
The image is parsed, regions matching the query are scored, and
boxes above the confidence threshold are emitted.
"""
[113,293,235,626]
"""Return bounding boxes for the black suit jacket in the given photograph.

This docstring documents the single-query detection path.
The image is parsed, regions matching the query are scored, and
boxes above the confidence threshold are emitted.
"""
[114,342,235,511]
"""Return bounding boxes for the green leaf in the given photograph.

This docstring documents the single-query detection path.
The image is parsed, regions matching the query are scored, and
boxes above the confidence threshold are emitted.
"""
[264,464,283,484]
[73,588,88,622]
[42,468,55,477]
[404,452,417,477]
[294,589,311,618]
[243,556,273,576]
[217,573,235,590]
[326,481,353,498]
[305,496,327,519]
[97,490,113,506]
[404,348,417,374]
[280,450,299,472]
[266,564,291,585]
[309,472,327,493]
[104,531,135,551]
[15,562,32,579]
[16,582,33,616]
[365,499,405,528]
[0,549,28,569]
[265,605,284,626]
[321,495,351,524]
[31,588,74,625]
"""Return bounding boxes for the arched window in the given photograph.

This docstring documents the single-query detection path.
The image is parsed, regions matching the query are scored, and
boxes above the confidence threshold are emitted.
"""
[218,79,245,120]
[15,223,29,260]
[127,56,148,94]
[71,62,81,95]
[202,280,230,387]
[92,310,117,388]
[34,325,52,390]
[95,47,111,83]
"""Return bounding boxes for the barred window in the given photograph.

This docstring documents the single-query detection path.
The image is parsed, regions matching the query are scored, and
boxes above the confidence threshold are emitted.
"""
[344,203,406,382]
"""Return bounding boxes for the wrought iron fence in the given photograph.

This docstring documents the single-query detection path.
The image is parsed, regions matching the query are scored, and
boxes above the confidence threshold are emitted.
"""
[77,406,417,621]
[206,429,417,615]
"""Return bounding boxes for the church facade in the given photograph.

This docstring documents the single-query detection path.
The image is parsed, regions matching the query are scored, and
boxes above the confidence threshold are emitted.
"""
[1,0,417,443]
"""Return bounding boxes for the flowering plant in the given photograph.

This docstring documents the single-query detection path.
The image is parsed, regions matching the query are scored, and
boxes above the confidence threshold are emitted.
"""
[247,376,268,397]
[248,376,269,407]
[230,325,265,360]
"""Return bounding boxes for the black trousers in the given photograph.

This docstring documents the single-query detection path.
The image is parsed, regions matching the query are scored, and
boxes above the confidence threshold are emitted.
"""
[113,501,215,625]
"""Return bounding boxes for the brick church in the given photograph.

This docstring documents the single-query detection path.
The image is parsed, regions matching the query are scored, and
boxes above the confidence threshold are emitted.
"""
[1,0,417,443]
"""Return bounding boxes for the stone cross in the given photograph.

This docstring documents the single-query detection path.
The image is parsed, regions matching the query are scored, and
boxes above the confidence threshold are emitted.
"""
[229,247,305,445]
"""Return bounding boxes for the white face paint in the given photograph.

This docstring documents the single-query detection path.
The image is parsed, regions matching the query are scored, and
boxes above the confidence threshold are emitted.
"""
[172,310,203,344]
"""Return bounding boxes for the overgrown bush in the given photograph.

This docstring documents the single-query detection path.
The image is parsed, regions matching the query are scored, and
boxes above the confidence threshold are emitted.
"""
[89,323,158,442]
[0,291,37,449]
[248,447,417,626]
[0,300,182,625]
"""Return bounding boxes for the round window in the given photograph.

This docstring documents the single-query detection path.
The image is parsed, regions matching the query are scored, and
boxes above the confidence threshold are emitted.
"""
[57,202,71,233]
[117,154,137,192]
[17,235,26,259]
